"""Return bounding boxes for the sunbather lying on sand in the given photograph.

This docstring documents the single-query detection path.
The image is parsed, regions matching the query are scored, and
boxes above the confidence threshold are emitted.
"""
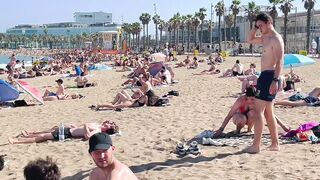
[93,89,148,110]
[193,62,220,75]
[74,72,97,88]
[214,87,291,137]
[8,121,119,144]
[275,87,320,107]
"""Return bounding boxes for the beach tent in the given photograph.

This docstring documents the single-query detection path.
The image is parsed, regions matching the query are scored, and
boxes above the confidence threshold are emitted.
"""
[0,80,19,102]
[16,80,44,105]
[149,62,174,83]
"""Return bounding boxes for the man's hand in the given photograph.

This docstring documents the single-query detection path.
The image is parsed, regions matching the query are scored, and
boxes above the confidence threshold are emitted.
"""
[269,81,278,95]
[213,129,223,138]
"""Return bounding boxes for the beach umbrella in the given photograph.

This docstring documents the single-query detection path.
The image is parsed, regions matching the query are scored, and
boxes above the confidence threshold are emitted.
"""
[284,54,316,69]
[150,53,166,61]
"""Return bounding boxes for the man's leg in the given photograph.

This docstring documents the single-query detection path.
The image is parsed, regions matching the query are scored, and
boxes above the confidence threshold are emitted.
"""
[264,102,280,151]
[274,100,306,107]
[246,110,255,132]
[245,98,267,153]
[9,133,54,144]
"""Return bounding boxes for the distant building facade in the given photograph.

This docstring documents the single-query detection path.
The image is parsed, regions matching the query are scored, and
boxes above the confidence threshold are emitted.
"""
[5,12,119,36]
[74,12,112,25]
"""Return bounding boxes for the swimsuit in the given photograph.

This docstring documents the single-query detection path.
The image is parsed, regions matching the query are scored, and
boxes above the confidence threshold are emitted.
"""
[48,92,57,97]
[51,128,72,140]
[255,70,276,101]
[303,96,320,106]
[232,71,243,76]
[132,100,145,107]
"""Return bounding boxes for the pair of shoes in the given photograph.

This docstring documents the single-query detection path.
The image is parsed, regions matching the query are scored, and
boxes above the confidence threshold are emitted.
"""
[175,141,201,156]
[202,137,223,146]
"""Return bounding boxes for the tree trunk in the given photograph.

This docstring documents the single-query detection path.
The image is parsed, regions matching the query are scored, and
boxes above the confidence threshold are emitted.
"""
[160,30,163,48]
[177,28,179,50]
[249,21,253,54]
[182,28,185,52]
[218,16,221,50]
[194,27,197,48]
[155,24,158,49]
[306,8,311,52]
[200,22,203,52]
[146,24,149,48]
[233,15,237,44]
[143,25,145,49]
[187,26,190,52]
[284,12,288,52]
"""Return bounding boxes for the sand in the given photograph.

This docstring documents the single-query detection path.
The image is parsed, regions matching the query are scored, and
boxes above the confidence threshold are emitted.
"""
[0,55,319,180]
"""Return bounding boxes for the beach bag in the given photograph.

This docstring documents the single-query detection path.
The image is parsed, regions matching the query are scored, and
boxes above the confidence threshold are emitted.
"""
[284,81,295,92]
[14,100,28,107]
[168,90,179,96]
[154,98,169,106]
[312,125,320,138]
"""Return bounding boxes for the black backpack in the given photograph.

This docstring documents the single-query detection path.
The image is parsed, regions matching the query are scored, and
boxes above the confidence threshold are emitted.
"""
[312,125,320,138]
[168,90,179,96]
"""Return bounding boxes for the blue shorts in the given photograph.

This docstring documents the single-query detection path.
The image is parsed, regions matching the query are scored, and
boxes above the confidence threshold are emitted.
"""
[255,70,276,102]
[48,92,57,97]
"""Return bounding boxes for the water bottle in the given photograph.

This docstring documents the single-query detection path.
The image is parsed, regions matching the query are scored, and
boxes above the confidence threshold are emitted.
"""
[58,122,65,141]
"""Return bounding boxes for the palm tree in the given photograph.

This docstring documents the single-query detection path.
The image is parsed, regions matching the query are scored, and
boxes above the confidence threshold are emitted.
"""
[225,14,234,41]
[139,13,151,49]
[171,13,181,48]
[186,14,193,52]
[303,0,316,52]
[132,22,142,50]
[230,0,241,44]
[152,14,161,49]
[192,16,200,49]
[269,0,282,27]
[167,22,173,46]
[196,8,207,51]
[122,23,130,47]
[158,19,165,48]
[180,15,187,51]
[280,0,294,49]
[245,2,260,53]
[215,1,225,50]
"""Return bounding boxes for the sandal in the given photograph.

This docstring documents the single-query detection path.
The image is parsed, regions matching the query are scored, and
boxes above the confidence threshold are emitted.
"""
[187,141,201,155]
[176,143,187,156]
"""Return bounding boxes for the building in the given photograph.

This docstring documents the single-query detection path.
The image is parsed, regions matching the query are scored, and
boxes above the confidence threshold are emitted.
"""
[5,12,119,36]
[74,12,112,25]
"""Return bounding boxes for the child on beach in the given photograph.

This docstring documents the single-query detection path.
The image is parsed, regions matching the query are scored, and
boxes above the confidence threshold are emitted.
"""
[8,121,119,144]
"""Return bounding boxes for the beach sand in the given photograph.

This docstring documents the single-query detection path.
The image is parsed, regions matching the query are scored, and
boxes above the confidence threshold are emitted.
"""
[0,55,319,180]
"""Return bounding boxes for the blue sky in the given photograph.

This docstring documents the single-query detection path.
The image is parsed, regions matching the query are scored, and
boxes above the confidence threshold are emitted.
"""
[0,0,318,33]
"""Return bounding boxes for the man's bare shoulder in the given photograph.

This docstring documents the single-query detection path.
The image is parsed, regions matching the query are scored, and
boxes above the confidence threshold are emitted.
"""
[89,168,106,180]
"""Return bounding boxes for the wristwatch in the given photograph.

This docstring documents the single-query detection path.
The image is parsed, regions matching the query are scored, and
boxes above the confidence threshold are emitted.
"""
[273,77,279,82]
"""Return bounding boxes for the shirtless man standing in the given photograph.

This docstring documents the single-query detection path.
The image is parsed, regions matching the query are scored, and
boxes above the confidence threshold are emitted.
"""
[6,54,17,78]
[245,13,284,153]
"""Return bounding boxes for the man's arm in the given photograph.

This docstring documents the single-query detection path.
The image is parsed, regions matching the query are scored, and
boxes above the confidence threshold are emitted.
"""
[272,37,284,79]
[246,27,263,44]
[84,123,101,140]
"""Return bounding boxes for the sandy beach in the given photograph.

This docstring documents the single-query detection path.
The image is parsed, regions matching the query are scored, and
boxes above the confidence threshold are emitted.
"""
[0,55,319,180]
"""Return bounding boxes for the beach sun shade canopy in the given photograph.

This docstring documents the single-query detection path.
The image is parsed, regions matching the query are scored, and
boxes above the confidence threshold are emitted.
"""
[0,80,19,102]
[284,54,316,69]
[150,53,166,61]
[16,80,44,105]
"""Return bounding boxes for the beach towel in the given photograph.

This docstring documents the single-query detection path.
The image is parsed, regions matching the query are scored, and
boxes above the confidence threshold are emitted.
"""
[283,121,320,138]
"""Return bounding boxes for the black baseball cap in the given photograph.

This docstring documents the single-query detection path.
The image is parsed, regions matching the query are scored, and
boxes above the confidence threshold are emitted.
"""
[55,79,63,83]
[89,133,113,153]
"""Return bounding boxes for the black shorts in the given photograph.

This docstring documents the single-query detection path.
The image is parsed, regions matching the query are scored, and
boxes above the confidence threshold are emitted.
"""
[303,96,320,106]
[232,71,243,76]
[51,128,72,140]
[6,65,13,72]
[255,70,276,102]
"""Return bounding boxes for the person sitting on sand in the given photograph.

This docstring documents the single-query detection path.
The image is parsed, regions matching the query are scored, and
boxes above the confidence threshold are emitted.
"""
[222,60,244,77]
[93,89,148,110]
[8,121,119,144]
[214,87,291,137]
[175,56,192,68]
[42,79,65,100]
[214,53,224,63]
[188,57,199,69]
[244,63,257,75]
[193,62,220,75]
[275,87,320,107]
[74,72,96,88]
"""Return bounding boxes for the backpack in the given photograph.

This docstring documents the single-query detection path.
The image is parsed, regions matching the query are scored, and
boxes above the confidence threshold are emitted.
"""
[168,90,179,96]
[312,125,320,138]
